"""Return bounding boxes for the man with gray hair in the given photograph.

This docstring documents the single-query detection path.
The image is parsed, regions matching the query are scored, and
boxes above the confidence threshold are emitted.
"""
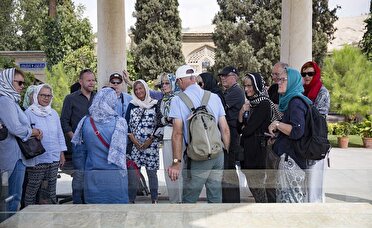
[268,62,289,104]
[167,65,230,203]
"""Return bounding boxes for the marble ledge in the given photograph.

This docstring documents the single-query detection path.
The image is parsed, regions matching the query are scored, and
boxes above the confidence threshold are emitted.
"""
[1,203,372,228]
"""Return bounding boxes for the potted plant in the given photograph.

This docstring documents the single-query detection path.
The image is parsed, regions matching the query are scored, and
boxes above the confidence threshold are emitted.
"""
[358,118,372,148]
[334,122,352,148]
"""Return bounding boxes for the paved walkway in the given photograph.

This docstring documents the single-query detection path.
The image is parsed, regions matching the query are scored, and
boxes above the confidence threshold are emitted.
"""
[1,148,372,227]
[54,147,372,204]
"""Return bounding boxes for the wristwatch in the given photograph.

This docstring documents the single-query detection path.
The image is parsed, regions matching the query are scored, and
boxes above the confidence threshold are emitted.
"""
[173,158,182,164]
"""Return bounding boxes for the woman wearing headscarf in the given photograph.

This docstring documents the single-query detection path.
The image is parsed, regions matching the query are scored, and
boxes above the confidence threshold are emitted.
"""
[237,73,281,203]
[23,84,66,206]
[197,72,226,108]
[301,61,330,203]
[301,61,330,116]
[155,73,181,203]
[268,68,312,203]
[125,80,159,204]
[72,87,129,203]
[22,85,37,110]
[0,68,43,212]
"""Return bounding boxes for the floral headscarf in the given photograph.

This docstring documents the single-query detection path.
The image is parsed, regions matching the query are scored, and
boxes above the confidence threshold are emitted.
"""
[301,61,323,102]
[0,68,21,102]
[130,79,158,109]
[72,88,128,170]
[159,73,178,123]
[28,84,53,117]
[23,85,37,109]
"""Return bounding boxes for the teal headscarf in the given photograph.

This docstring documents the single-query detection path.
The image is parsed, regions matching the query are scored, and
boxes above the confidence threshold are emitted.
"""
[278,67,312,112]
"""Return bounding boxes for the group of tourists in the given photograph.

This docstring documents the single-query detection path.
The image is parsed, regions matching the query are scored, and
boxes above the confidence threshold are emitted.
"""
[0,59,330,213]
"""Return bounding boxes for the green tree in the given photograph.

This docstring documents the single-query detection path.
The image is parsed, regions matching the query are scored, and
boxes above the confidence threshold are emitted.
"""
[45,63,70,114]
[42,0,94,67]
[312,0,339,66]
[0,0,20,50]
[322,45,372,118]
[213,0,282,80]
[131,0,184,81]
[361,1,372,61]
[213,0,338,79]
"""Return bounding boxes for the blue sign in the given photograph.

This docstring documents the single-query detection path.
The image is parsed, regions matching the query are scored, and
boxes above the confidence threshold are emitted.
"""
[19,62,46,69]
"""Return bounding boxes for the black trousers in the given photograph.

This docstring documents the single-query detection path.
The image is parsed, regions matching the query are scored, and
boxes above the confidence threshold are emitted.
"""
[222,127,241,203]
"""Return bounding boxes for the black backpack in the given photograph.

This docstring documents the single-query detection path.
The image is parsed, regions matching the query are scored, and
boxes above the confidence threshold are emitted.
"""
[291,96,331,160]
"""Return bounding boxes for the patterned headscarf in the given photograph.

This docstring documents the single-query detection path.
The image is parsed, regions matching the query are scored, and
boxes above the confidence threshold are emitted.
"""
[23,85,37,109]
[130,79,158,108]
[278,68,312,112]
[301,61,323,102]
[160,73,178,121]
[245,73,281,122]
[0,68,21,102]
[72,88,128,170]
[28,84,53,117]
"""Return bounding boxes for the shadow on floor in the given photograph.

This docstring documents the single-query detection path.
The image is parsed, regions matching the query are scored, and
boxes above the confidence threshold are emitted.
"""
[326,193,372,204]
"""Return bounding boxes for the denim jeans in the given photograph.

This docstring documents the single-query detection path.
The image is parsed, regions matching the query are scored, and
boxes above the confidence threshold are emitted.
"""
[128,166,158,202]
[72,144,85,204]
[183,152,224,203]
[8,159,26,212]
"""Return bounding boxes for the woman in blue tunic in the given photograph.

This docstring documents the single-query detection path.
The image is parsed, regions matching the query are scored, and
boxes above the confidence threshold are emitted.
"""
[72,88,129,204]
[125,79,159,203]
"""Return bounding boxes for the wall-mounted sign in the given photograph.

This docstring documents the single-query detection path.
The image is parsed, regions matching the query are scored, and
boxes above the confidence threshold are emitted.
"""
[19,62,46,70]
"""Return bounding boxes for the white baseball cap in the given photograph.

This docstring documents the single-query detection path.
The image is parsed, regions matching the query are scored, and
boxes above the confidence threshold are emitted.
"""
[175,65,196,79]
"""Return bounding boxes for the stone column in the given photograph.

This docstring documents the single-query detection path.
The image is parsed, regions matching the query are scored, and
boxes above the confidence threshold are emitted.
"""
[97,0,126,90]
[280,0,312,70]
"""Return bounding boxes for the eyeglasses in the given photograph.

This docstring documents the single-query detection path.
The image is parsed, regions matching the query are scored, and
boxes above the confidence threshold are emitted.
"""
[271,70,285,78]
[110,81,122,85]
[301,72,316,77]
[38,94,53,99]
[13,80,25,86]
[161,82,170,86]
[277,77,288,84]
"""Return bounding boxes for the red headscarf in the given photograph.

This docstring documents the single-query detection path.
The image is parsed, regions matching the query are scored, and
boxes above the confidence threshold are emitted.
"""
[301,61,323,102]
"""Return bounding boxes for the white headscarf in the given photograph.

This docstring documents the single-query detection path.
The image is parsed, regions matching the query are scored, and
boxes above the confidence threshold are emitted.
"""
[28,84,53,117]
[130,79,158,108]
[0,68,21,102]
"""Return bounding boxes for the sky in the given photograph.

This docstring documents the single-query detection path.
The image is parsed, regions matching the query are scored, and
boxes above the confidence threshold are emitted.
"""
[72,0,370,33]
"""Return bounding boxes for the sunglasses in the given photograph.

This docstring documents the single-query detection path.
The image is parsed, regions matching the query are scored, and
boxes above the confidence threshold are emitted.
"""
[161,82,170,86]
[301,72,316,77]
[110,81,122,85]
[13,80,25,86]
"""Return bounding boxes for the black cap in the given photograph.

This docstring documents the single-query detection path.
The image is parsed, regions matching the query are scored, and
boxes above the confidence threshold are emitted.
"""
[218,66,239,76]
[109,73,123,82]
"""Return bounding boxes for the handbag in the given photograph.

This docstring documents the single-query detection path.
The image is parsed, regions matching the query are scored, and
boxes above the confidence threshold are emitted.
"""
[266,144,280,170]
[16,136,46,159]
[0,123,8,141]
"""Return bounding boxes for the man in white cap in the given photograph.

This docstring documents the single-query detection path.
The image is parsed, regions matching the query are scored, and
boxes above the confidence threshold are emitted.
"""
[167,65,230,203]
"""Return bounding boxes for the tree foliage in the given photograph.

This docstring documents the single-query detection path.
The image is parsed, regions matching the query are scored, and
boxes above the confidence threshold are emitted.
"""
[361,1,372,61]
[0,0,94,68]
[312,0,339,66]
[131,0,184,81]
[45,63,70,114]
[322,46,372,118]
[213,0,338,80]
[213,0,281,80]
[0,0,20,50]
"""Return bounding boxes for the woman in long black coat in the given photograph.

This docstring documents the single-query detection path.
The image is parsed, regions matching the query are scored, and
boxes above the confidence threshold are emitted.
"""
[237,73,280,203]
